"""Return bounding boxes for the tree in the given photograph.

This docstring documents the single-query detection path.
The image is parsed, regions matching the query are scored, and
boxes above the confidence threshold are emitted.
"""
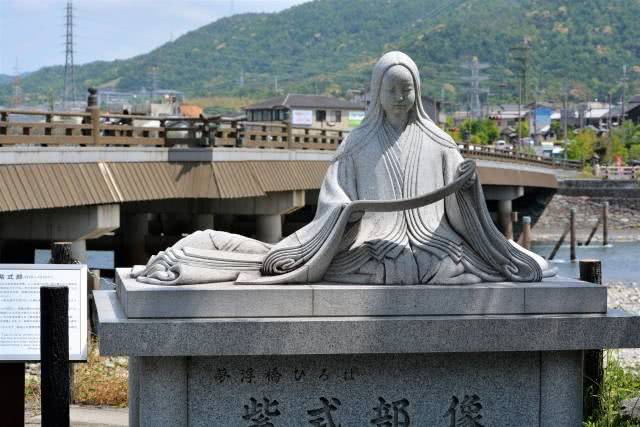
[607,132,628,163]
[567,129,596,161]
[481,119,500,143]
[516,120,529,138]
[629,144,640,161]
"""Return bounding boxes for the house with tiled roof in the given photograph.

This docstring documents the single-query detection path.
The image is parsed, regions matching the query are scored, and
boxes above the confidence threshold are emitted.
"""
[244,94,366,131]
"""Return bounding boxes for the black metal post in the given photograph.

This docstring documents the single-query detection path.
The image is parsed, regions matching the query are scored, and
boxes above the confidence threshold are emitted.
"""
[40,286,70,427]
[602,201,609,246]
[570,208,576,261]
[0,363,25,426]
[580,259,603,420]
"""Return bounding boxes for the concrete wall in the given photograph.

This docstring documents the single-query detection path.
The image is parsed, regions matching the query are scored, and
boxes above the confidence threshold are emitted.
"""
[559,179,640,198]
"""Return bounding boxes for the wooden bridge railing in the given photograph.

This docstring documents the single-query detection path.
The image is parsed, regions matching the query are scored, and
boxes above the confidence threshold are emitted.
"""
[459,143,583,170]
[0,108,581,169]
[0,109,347,151]
[597,165,640,180]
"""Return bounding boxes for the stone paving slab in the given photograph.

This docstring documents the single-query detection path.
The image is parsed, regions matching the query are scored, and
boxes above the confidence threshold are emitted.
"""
[26,405,128,426]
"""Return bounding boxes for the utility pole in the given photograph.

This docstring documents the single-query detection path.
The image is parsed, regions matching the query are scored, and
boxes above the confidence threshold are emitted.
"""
[583,91,589,129]
[12,58,22,108]
[563,84,569,160]
[149,66,159,100]
[274,76,279,94]
[62,0,76,109]
[461,56,489,119]
[239,68,245,88]
[621,64,629,126]
[518,84,522,141]
[510,43,530,103]
[607,92,612,146]
[532,85,538,143]
[510,42,530,144]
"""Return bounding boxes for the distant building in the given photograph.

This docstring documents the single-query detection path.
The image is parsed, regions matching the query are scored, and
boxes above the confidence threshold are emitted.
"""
[345,91,442,124]
[625,95,640,124]
[528,104,555,137]
[180,104,204,118]
[244,94,366,131]
[488,104,530,130]
[421,96,443,124]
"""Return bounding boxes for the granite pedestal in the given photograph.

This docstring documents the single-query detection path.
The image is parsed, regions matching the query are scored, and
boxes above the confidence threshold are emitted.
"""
[95,268,640,427]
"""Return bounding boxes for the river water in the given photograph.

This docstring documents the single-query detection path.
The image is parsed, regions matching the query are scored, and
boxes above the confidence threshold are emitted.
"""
[531,241,640,283]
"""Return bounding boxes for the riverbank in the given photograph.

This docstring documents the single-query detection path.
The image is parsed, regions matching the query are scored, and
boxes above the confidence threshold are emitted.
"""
[533,195,640,243]
[608,282,640,367]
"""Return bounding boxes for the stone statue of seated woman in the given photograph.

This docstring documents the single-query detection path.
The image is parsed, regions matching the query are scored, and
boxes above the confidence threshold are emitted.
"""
[132,51,554,286]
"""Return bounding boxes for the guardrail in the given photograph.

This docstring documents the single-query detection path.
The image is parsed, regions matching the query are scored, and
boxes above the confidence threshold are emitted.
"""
[597,166,640,180]
[0,108,581,169]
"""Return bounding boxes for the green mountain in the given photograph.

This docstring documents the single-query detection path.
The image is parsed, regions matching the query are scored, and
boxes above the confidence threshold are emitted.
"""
[2,0,639,108]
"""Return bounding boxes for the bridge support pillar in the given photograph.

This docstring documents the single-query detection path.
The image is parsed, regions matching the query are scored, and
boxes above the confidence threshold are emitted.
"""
[497,200,513,240]
[0,204,120,242]
[256,214,282,244]
[193,214,215,231]
[215,215,235,232]
[121,213,150,266]
[71,240,87,264]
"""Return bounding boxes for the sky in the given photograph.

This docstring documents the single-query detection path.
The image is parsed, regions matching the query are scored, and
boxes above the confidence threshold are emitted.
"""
[0,0,311,75]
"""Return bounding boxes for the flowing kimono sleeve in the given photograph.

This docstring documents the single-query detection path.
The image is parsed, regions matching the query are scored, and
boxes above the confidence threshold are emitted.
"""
[260,155,355,276]
[443,148,548,282]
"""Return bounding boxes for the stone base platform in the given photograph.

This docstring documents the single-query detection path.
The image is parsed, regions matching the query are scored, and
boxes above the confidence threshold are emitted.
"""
[128,351,580,427]
[96,274,640,427]
[116,268,606,318]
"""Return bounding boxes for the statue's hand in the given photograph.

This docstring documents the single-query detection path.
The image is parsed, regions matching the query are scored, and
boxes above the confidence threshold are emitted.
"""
[456,159,477,190]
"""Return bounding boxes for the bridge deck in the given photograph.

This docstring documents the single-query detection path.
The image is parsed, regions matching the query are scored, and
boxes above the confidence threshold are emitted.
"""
[0,147,557,213]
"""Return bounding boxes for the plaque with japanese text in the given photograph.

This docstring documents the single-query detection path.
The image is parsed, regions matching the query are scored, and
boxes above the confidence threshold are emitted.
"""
[185,353,540,426]
[0,264,87,361]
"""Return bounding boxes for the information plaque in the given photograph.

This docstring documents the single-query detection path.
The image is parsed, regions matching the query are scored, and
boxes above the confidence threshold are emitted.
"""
[0,264,87,361]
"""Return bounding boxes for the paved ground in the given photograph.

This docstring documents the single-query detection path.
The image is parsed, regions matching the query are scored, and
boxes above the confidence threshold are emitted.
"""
[25,405,127,426]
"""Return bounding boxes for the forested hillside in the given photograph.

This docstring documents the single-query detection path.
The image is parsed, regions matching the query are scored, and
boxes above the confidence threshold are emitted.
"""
[2,0,639,106]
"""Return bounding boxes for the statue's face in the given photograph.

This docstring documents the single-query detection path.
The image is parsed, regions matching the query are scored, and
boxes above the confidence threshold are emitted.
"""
[380,65,415,120]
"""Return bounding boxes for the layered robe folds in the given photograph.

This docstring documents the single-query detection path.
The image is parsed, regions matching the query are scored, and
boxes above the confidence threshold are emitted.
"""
[260,121,552,285]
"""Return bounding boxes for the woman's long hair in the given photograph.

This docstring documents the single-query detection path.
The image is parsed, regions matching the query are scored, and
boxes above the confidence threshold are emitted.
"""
[337,51,457,160]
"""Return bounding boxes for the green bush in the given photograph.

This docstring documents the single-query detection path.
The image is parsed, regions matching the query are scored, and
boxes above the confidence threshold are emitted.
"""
[629,145,640,161]
[584,353,640,427]
[567,129,596,161]
[459,118,500,145]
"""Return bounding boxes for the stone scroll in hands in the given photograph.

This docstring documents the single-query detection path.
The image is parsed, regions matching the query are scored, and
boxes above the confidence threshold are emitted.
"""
[132,51,554,286]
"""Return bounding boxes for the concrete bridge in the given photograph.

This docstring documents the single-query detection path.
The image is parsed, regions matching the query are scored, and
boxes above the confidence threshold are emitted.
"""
[0,107,577,268]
